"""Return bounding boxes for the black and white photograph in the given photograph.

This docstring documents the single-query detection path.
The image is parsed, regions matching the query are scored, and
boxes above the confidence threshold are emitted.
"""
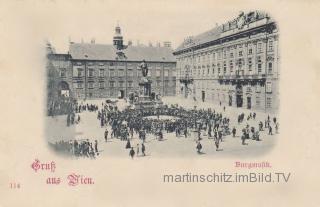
[1,0,320,207]
[46,10,280,158]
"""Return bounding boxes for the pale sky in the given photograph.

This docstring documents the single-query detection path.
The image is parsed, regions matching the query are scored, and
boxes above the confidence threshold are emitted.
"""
[14,0,254,53]
[0,0,283,55]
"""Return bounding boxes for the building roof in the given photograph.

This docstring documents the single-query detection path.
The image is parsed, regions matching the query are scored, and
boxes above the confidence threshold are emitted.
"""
[69,43,176,62]
[174,11,272,53]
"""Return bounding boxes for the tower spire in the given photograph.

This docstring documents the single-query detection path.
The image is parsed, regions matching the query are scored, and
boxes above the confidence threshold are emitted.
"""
[113,22,124,50]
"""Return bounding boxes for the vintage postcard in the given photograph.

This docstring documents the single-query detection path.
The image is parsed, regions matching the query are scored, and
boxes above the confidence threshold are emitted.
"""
[0,0,319,206]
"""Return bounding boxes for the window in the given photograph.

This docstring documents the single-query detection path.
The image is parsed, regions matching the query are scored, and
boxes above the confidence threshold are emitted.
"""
[128,81,133,87]
[128,70,133,77]
[268,40,273,51]
[99,82,104,89]
[60,68,66,77]
[172,70,176,77]
[164,70,169,77]
[268,62,273,73]
[127,63,134,69]
[257,42,262,53]
[223,61,227,74]
[118,70,125,77]
[110,70,115,77]
[266,82,272,93]
[248,58,252,71]
[266,97,272,108]
[212,64,215,75]
[156,70,161,77]
[229,61,233,73]
[218,51,222,60]
[157,81,161,87]
[256,96,260,107]
[256,85,261,93]
[238,59,243,69]
[164,80,169,87]
[217,63,221,74]
[258,64,262,72]
[77,68,83,77]
[88,69,94,77]
[248,48,253,55]
[119,81,124,87]
[99,69,104,77]
[88,82,94,89]
[230,52,234,58]
[223,50,227,59]
[77,82,83,89]
[257,56,262,73]
[110,81,115,87]
[239,51,243,57]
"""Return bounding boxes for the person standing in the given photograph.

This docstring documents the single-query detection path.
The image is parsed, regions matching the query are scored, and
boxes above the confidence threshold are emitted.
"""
[232,127,236,137]
[94,140,98,153]
[136,144,140,156]
[275,122,279,134]
[268,125,273,135]
[126,139,131,149]
[196,141,202,154]
[215,137,220,151]
[104,129,108,142]
[129,147,135,159]
[141,143,146,156]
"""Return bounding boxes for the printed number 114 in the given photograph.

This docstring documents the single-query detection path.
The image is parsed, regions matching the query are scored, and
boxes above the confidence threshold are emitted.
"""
[10,182,20,189]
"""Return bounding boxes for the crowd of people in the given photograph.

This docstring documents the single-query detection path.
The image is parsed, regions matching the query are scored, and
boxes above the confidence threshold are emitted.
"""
[48,139,100,159]
[93,102,279,155]
[48,97,279,157]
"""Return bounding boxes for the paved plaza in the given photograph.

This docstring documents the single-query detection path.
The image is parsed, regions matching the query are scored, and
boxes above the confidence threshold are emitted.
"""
[46,97,278,158]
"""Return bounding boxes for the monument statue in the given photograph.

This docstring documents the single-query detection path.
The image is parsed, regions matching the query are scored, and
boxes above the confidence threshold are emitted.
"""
[140,59,148,77]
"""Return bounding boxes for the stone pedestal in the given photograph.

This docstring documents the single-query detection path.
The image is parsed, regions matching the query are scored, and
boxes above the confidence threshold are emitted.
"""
[132,77,162,109]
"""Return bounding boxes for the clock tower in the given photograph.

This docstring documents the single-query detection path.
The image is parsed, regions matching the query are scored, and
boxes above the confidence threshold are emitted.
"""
[113,23,124,50]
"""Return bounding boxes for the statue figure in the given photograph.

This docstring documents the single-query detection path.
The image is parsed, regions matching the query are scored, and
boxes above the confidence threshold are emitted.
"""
[140,60,148,77]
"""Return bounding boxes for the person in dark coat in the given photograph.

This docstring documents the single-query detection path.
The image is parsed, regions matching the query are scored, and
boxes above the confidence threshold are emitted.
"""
[129,147,135,159]
[232,127,236,137]
[196,141,202,153]
[268,125,273,135]
[104,129,108,142]
[241,131,246,145]
[215,138,220,151]
[125,139,131,149]
[141,143,146,156]
[94,140,98,153]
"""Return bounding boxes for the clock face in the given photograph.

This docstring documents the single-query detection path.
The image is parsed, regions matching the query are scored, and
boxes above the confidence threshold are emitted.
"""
[237,16,245,29]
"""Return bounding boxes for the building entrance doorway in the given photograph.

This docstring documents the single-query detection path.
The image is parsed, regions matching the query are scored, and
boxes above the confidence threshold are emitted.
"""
[58,81,70,98]
[247,96,252,109]
[119,90,125,99]
[202,91,205,102]
[229,95,232,106]
[236,84,243,108]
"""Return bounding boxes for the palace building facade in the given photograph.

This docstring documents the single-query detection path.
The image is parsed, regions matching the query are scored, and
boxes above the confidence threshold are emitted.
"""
[174,11,279,112]
[47,25,176,100]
